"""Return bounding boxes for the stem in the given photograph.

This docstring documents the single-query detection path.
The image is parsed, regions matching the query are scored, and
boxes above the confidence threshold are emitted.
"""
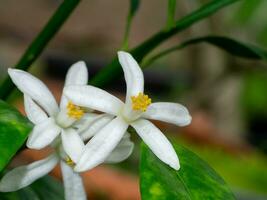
[141,44,184,68]
[0,0,81,100]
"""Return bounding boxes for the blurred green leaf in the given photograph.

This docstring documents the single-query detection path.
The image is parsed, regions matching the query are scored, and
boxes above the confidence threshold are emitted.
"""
[143,35,267,67]
[91,0,240,87]
[181,36,267,59]
[0,100,32,172]
[233,0,263,24]
[122,0,140,49]
[140,143,235,200]
[242,71,267,118]
[166,0,176,30]
[0,175,64,200]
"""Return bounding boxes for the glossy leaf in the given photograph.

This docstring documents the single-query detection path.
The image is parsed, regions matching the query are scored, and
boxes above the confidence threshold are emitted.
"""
[0,100,32,172]
[140,143,236,200]
[0,175,64,200]
[142,35,267,67]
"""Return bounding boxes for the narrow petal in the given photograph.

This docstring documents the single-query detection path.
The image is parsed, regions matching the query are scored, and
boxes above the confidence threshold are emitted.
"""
[60,61,88,109]
[65,61,88,86]
[105,132,134,163]
[64,85,124,115]
[61,128,85,163]
[73,113,101,132]
[8,69,59,116]
[60,161,86,200]
[80,114,114,140]
[0,154,58,192]
[24,94,48,124]
[74,117,128,172]
[27,118,61,149]
[142,102,192,126]
[131,119,180,170]
[118,51,144,99]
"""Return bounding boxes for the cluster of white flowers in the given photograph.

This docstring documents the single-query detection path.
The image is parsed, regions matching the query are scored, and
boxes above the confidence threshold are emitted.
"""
[0,51,191,199]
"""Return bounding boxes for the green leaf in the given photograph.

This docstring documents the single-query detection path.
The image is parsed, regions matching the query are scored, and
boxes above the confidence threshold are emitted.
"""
[140,143,235,200]
[180,36,267,59]
[166,0,176,30]
[0,0,81,100]
[0,175,64,200]
[122,0,140,49]
[91,0,240,87]
[142,35,267,67]
[0,100,32,172]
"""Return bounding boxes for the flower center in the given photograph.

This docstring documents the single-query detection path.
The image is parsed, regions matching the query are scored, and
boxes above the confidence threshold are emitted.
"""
[131,92,151,112]
[65,156,75,167]
[67,101,84,119]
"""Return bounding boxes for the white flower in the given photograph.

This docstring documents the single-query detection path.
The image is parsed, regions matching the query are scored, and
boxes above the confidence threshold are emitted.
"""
[8,62,89,163]
[0,95,133,199]
[8,61,134,165]
[64,51,192,172]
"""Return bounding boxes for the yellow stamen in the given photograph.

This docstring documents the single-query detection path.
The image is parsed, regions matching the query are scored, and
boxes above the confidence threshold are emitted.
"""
[67,101,84,119]
[131,92,152,112]
[65,156,75,167]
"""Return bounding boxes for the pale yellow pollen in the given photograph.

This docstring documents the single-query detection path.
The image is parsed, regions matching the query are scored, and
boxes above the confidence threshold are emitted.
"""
[65,156,75,167]
[67,101,84,119]
[131,92,152,112]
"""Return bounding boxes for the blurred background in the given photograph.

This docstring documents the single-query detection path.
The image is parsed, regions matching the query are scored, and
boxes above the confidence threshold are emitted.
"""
[0,0,267,199]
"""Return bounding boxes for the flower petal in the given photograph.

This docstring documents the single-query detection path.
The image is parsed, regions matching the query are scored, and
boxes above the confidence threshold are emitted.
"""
[60,61,88,109]
[61,128,85,163]
[105,132,134,163]
[118,51,144,99]
[65,61,88,86]
[0,154,58,192]
[64,85,124,115]
[73,113,101,132]
[60,161,86,200]
[131,119,180,170]
[74,117,128,172]
[80,114,114,140]
[142,102,192,126]
[24,94,48,124]
[27,118,61,149]
[8,68,59,116]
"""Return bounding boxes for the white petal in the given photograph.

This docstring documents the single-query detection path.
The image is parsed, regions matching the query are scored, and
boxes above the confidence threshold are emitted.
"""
[8,69,59,116]
[142,102,192,126]
[80,114,114,140]
[74,117,128,172]
[0,154,58,192]
[73,113,101,132]
[27,118,61,149]
[64,85,124,115]
[60,161,86,200]
[105,132,134,163]
[118,51,144,99]
[60,61,88,109]
[65,61,88,86]
[61,128,85,163]
[131,119,180,170]
[24,94,48,124]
